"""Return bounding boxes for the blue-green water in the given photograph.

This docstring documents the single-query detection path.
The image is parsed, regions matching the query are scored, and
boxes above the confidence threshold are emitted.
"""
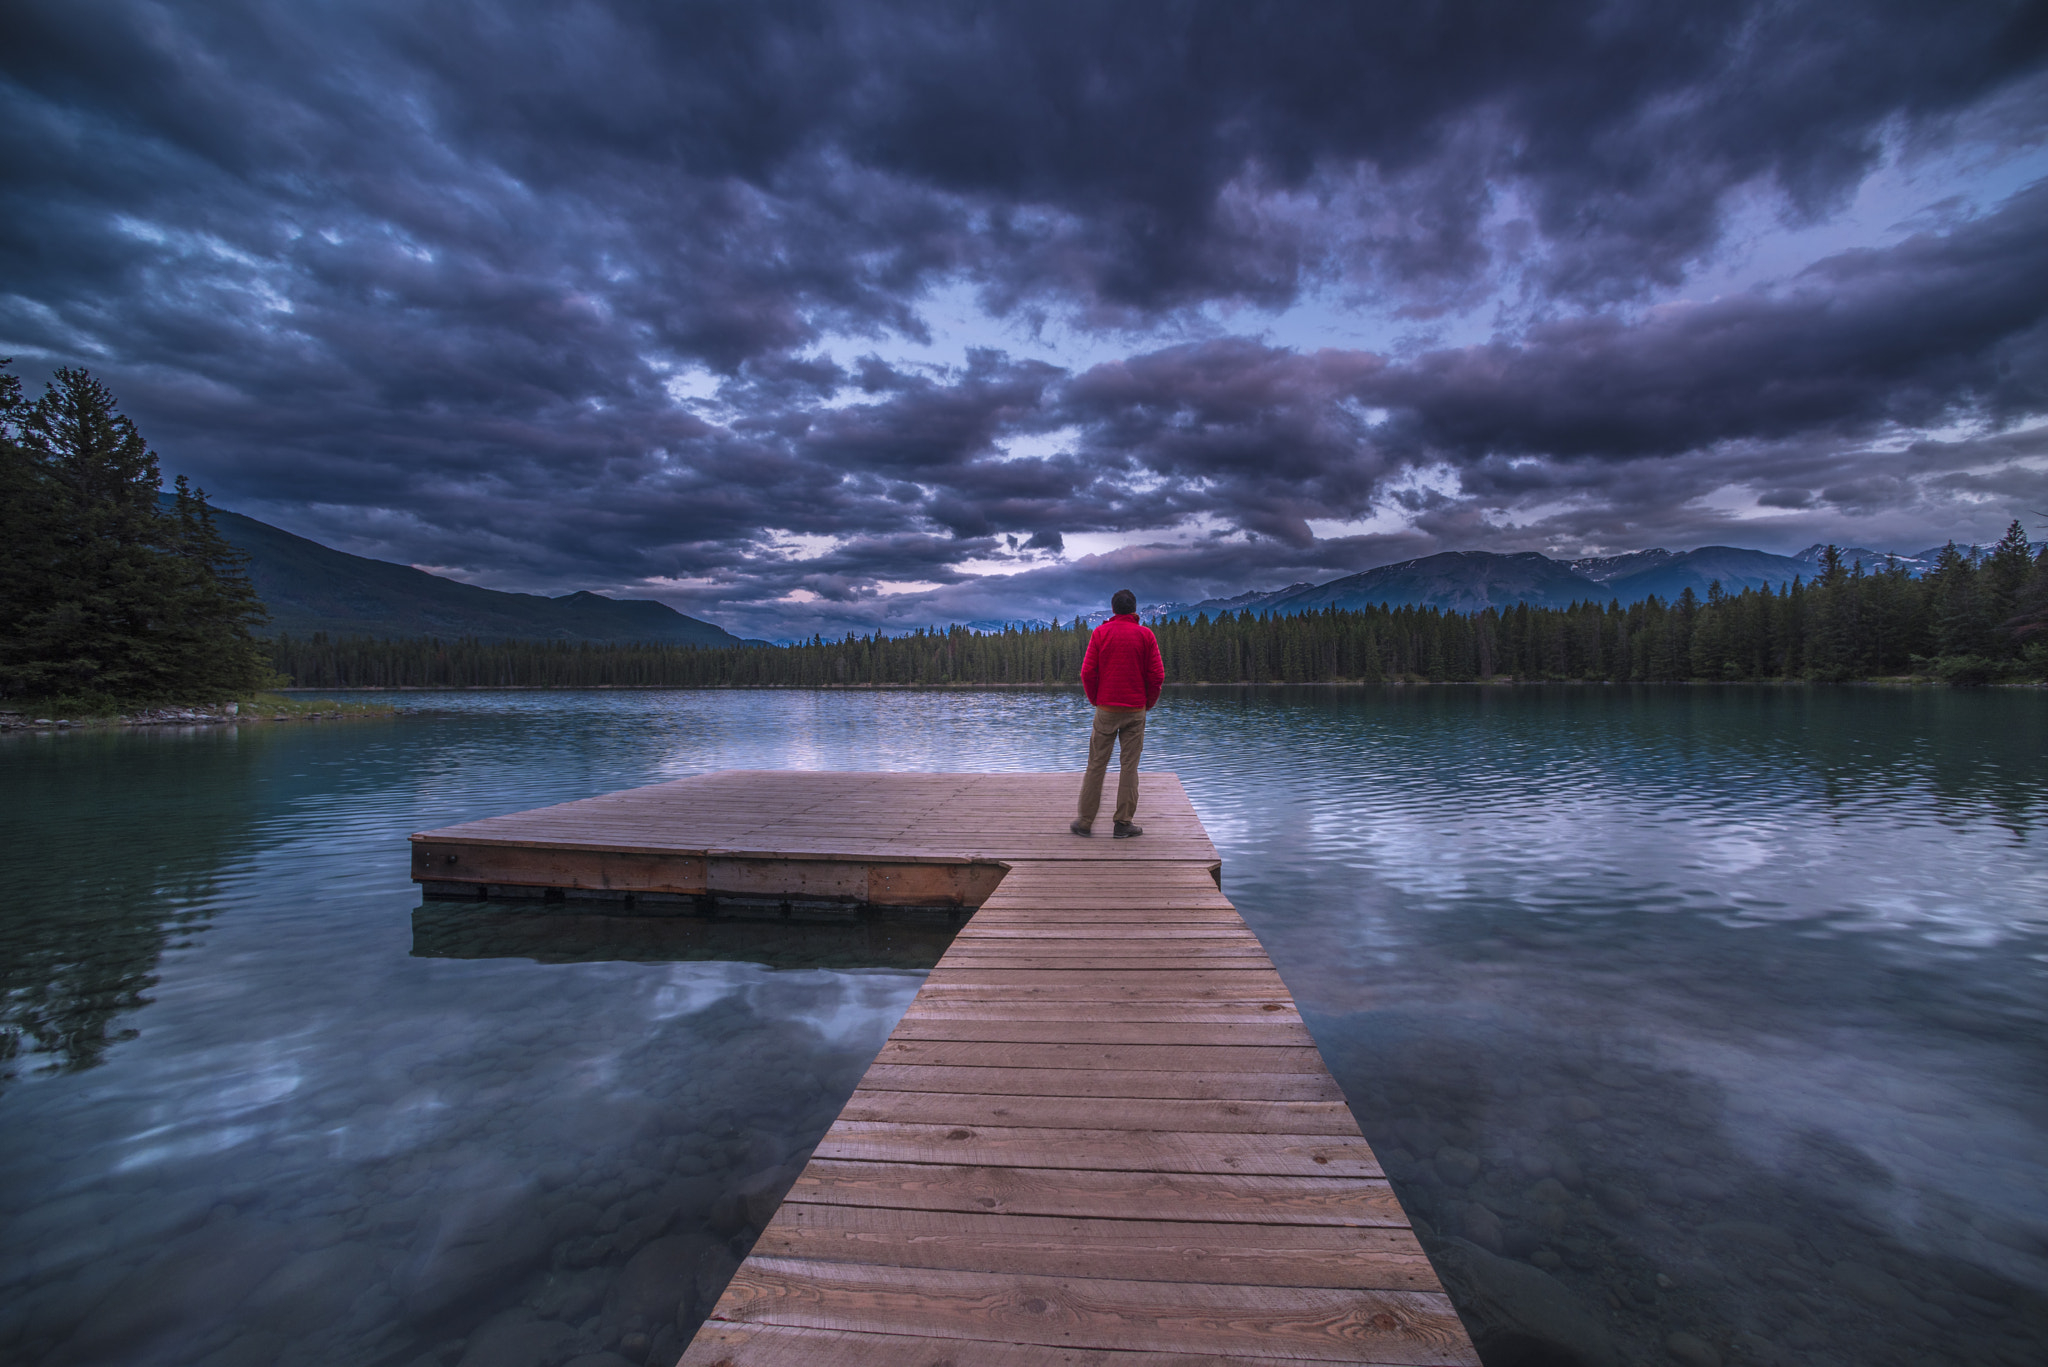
[3,687,2045,1367]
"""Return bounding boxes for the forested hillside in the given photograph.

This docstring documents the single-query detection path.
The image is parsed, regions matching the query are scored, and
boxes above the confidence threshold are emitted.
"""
[273,534,2048,689]
[190,499,747,645]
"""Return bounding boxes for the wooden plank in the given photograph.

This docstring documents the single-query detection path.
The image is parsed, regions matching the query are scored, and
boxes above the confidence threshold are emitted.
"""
[957,925,1263,938]
[935,955,1277,971]
[814,1122,1383,1177]
[852,1063,1343,1102]
[702,1258,1476,1365]
[942,939,1272,956]
[1002,874,1222,881]
[884,1018,1319,1046]
[977,893,1231,902]
[833,1091,1364,1135]
[964,910,1248,923]
[755,1205,1432,1288]
[972,888,1231,898]
[988,875,1225,889]
[683,1321,1446,1367]
[787,1160,1409,1226]
[933,954,1279,972]
[974,892,1234,904]
[897,1000,1306,1023]
[952,924,1260,939]
[916,968,1288,986]
[910,984,1294,1003]
[979,889,1227,901]
[947,935,1265,947]
[873,1040,1330,1073]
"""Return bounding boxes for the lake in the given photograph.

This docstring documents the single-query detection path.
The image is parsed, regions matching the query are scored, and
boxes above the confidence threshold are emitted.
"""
[3,685,2045,1367]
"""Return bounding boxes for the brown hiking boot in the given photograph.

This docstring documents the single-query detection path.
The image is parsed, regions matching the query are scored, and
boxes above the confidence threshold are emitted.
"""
[1113,822,1143,839]
[1070,820,1093,836]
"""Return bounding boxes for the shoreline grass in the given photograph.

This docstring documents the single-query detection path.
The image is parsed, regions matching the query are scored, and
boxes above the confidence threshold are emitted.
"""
[1,691,399,732]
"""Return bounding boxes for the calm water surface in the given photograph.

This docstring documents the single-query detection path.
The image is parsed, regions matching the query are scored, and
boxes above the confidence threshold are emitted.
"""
[3,686,2045,1367]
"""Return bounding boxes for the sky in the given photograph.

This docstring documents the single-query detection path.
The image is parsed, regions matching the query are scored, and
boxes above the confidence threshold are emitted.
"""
[5,1,2048,640]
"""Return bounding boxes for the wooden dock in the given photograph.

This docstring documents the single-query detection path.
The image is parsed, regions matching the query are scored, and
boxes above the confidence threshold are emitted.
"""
[412,773,1476,1366]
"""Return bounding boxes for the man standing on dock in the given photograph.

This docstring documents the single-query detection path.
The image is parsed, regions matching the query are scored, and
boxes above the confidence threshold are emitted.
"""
[1073,588,1165,839]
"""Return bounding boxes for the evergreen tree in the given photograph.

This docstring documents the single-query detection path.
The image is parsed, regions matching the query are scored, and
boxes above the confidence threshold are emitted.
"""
[1817,544,1847,588]
[1982,520,2034,652]
[1692,581,1733,678]
[1927,541,1990,659]
[163,474,271,695]
[0,366,269,702]
[0,369,62,665]
[2008,539,2048,667]
[1,367,177,698]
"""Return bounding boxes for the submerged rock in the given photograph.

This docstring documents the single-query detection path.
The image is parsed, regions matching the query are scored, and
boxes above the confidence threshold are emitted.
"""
[241,1240,382,1329]
[601,1235,695,1342]
[1829,1258,1903,1305]
[51,1218,294,1366]
[401,1205,555,1320]
[1592,1182,1639,1217]
[1663,1329,1721,1367]
[1435,1147,1482,1186]
[191,1329,289,1367]
[454,1308,583,1367]
[527,1267,610,1324]
[1429,1235,1617,1367]
[1462,1202,1505,1254]
[1699,1220,1796,1257]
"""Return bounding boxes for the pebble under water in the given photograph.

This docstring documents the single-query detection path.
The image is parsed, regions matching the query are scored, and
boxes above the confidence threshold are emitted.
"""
[2,685,2045,1367]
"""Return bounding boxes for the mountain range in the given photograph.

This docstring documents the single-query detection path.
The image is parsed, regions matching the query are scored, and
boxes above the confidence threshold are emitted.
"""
[1156,542,1955,621]
[185,498,750,645]
[191,496,1964,641]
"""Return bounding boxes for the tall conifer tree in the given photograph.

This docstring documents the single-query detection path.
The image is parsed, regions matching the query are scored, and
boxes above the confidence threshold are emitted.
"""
[1983,520,2034,648]
[0,366,269,702]
[1927,542,1989,659]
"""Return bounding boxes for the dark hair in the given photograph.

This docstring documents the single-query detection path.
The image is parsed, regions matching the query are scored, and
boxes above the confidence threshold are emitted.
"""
[1111,588,1137,615]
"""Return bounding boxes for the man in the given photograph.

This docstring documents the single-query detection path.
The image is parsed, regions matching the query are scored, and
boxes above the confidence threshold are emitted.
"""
[1072,587,1164,838]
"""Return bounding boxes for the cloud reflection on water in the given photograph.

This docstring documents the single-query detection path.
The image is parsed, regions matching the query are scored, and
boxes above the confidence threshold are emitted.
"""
[3,686,2045,1367]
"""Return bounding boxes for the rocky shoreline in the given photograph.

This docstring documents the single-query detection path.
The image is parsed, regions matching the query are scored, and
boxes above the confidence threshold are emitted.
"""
[1,702,388,732]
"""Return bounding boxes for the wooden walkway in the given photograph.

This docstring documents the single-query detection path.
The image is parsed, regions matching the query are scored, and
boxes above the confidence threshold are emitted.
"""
[412,773,1476,1366]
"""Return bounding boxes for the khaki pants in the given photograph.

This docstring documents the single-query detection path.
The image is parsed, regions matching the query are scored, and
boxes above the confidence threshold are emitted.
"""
[1077,706,1146,828]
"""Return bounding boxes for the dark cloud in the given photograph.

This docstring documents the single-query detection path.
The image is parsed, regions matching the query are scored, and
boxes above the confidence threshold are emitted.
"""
[1369,180,2048,462]
[3,1,2046,639]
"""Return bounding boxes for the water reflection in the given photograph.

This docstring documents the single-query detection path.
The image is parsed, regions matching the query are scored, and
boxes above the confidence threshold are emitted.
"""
[0,718,926,1367]
[0,951,917,1367]
[1310,925,2048,1367]
[1,730,261,1084]
[1184,686,2048,1367]
[3,686,2046,1367]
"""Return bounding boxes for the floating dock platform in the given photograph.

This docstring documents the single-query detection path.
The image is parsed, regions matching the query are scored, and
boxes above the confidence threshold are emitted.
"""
[412,772,1477,1366]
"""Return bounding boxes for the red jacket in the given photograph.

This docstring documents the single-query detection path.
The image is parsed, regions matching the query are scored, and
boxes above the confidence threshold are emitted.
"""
[1080,614,1165,709]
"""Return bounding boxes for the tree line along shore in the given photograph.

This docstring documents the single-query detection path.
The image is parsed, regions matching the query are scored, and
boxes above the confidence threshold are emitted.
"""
[6,363,2045,708]
[275,538,2047,691]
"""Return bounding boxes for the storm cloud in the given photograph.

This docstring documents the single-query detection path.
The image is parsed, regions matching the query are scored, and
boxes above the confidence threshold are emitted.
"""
[4,0,2046,638]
